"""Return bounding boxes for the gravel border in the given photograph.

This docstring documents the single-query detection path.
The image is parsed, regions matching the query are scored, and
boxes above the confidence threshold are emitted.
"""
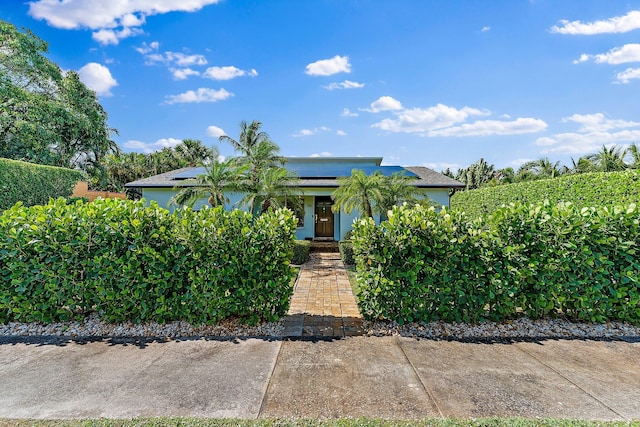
[1,314,639,340]
[364,317,640,340]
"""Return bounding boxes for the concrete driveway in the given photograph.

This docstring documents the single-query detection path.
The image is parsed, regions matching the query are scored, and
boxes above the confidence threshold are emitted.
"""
[0,335,638,420]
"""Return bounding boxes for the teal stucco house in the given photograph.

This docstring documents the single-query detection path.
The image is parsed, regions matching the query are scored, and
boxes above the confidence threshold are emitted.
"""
[125,157,464,241]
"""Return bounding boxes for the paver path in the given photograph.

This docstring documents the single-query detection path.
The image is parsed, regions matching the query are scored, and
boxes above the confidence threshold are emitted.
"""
[283,252,363,337]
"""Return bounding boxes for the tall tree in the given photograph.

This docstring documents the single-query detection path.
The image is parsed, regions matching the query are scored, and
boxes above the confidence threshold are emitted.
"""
[586,145,627,172]
[219,120,285,176]
[455,158,497,190]
[169,155,246,208]
[332,170,384,218]
[220,120,293,216]
[569,156,596,174]
[237,166,300,215]
[626,143,640,168]
[375,172,423,214]
[0,20,118,187]
[517,157,563,180]
[174,138,214,167]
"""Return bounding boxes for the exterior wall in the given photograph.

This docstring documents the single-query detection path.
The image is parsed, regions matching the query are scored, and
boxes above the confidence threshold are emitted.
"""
[72,182,126,202]
[426,188,452,208]
[142,186,452,241]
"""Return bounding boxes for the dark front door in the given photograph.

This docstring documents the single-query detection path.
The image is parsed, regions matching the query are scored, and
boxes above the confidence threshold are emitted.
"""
[315,196,334,238]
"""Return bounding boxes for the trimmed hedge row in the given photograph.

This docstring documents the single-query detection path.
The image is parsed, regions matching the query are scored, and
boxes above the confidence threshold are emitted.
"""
[0,158,82,210]
[291,240,310,265]
[339,240,355,266]
[0,198,297,324]
[352,203,640,324]
[451,170,640,219]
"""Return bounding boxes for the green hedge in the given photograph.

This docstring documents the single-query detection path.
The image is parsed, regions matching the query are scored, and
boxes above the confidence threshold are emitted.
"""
[0,198,297,324]
[352,203,640,324]
[451,170,640,219]
[291,240,310,265]
[0,158,82,210]
[339,241,355,266]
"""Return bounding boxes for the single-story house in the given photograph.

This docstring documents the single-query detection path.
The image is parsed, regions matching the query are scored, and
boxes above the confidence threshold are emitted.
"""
[125,157,464,241]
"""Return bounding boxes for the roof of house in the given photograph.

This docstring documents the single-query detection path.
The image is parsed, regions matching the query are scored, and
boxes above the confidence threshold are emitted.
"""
[124,159,464,189]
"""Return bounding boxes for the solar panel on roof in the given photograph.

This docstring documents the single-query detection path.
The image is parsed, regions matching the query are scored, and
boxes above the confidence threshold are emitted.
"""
[284,164,416,179]
[173,167,206,179]
[171,164,416,180]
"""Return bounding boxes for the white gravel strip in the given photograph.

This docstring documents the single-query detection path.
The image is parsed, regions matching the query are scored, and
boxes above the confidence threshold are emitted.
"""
[364,317,640,340]
[0,313,284,338]
[1,314,638,339]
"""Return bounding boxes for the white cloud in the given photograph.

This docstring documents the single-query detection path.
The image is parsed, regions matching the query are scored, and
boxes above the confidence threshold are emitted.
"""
[537,130,640,154]
[551,10,640,35]
[427,118,548,137]
[292,127,331,137]
[124,137,183,154]
[536,112,640,154]
[562,113,640,132]
[341,108,358,117]
[141,50,208,67]
[203,66,258,80]
[294,129,315,137]
[120,13,145,27]
[369,100,546,138]
[616,67,640,83]
[323,80,365,90]
[77,62,117,96]
[165,52,207,66]
[135,41,159,55]
[481,26,491,32]
[305,55,351,76]
[363,96,403,113]
[28,0,221,44]
[206,125,226,138]
[372,103,486,133]
[164,88,233,104]
[171,68,200,80]
[336,130,347,136]
[574,43,640,65]
[91,26,143,45]
[310,152,332,157]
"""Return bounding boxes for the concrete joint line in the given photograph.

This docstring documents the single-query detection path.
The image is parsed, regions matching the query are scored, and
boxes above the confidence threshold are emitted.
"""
[257,340,283,419]
[514,345,627,421]
[396,337,444,418]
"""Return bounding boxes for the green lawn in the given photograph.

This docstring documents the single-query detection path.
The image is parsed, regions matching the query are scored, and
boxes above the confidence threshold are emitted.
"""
[0,418,636,427]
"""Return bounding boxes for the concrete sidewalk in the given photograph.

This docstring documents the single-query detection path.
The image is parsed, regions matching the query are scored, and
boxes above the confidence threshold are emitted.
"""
[0,335,638,420]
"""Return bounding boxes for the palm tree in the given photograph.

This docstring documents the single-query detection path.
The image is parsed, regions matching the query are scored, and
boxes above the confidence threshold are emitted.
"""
[569,156,595,174]
[517,157,563,180]
[169,156,246,208]
[332,169,384,218]
[626,143,640,168]
[586,145,627,172]
[219,120,285,174]
[375,172,423,214]
[495,167,515,184]
[174,139,214,166]
[459,158,496,190]
[237,166,300,215]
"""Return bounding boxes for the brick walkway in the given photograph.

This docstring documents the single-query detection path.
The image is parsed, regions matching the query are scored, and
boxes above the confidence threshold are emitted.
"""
[283,253,364,337]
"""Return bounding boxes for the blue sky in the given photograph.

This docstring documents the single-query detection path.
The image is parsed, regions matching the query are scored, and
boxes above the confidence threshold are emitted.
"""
[2,0,640,171]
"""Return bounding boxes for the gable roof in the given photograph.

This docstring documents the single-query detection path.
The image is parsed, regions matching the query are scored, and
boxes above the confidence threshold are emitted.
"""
[124,159,464,189]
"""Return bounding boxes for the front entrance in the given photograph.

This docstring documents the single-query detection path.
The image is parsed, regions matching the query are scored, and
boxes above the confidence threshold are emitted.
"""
[314,196,334,238]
